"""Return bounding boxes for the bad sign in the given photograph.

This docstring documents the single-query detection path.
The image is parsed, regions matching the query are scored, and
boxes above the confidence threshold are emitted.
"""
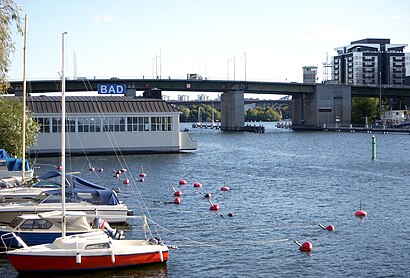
[98,84,126,94]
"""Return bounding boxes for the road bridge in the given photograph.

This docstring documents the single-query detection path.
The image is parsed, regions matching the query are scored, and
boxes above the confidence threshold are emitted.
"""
[8,79,410,130]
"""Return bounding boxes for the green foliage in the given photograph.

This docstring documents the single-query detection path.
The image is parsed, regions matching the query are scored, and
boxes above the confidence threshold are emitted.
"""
[178,104,284,122]
[351,97,379,124]
[245,106,282,122]
[0,0,22,93]
[0,97,40,156]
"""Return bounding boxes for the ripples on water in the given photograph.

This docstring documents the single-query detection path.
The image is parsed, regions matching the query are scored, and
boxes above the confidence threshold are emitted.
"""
[1,122,409,277]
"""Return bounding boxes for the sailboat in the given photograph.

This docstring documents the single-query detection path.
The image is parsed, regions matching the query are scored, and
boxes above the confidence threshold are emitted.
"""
[5,32,168,273]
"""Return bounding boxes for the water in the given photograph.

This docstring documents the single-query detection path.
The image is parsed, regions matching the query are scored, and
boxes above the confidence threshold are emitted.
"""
[1,122,409,277]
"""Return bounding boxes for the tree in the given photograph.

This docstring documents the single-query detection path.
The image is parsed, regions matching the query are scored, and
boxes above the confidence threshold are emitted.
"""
[0,97,39,156]
[0,0,22,92]
[351,97,379,125]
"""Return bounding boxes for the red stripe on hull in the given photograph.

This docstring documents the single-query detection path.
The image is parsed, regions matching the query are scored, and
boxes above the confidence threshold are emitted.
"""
[7,251,169,273]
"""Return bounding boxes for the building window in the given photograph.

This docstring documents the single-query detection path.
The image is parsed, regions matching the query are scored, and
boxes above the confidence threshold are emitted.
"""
[151,116,172,131]
[52,118,62,133]
[127,117,149,131]
[35,117,50,133]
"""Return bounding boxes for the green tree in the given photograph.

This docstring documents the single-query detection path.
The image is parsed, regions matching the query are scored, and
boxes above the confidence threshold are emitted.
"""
[351,97,379,124]
[0,97,39,156]
[0,0,22,92]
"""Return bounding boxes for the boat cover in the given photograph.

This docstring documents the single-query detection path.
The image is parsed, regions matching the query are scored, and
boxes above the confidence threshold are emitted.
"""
[38,171,120,205]
[0,149,11,159]
[6,158,31,171]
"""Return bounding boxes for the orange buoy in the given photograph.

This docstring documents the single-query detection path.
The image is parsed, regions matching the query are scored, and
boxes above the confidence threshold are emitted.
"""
[179,179,188,185]
[174,197,181,204]
[299,241,313,252]
[194,182,202,188]
[210,204,220,211]
[355,210,367,217]
[174,190,183,197]
[221,186,230,191]
[123,179,130,185]
[326,225,335,231]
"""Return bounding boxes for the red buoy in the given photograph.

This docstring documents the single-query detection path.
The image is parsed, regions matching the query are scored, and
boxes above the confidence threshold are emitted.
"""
[120,168,127,173]
[326,225,335,231]
[114,173,120,179]
[221,186,230,191]
[123,179,130,185]
[174,197,181,204]
[56,165,62,170]
[299,241,313,252]
[174,190,183,197]
[139,172,146,178]
[355,210,368,217]
[194,182,202,188]
[179,179,188,185]
[210,204,220,211]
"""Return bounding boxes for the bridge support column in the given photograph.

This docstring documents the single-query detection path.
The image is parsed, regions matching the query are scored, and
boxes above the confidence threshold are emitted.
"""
[221,90,244,131]
[292,84,351,128]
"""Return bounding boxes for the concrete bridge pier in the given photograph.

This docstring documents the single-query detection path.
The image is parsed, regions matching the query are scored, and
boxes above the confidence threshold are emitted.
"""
[220,90,244,131]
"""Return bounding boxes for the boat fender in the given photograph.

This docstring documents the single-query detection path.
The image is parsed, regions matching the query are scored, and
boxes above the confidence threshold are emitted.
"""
[76,252,82,264]
[159,248,164,262]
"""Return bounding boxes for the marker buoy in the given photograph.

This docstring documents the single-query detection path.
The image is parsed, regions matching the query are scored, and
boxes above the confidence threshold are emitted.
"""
[179,179,187,185]
[326,225,335,231]
[56,165,62,170]
[221,186,230,191]
[174,197,181,204]
[210,204,220,211]
[89,167,95,172]
[355,210,367,217]
[194,182,202,188]
[174,190,183,197]
[355,201,368,217]
[299,241,313,252]
[123,179,130,185]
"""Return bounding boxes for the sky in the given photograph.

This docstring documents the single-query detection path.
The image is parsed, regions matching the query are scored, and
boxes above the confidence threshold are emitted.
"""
[7,0,410,99]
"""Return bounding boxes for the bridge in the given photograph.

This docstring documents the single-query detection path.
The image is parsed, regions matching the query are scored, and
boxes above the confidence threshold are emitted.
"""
[8,78,410,131]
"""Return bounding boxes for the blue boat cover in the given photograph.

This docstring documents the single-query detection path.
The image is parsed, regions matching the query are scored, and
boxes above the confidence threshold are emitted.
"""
[0,149,11,159]
[0,149,31,171]
[38,171,120,205]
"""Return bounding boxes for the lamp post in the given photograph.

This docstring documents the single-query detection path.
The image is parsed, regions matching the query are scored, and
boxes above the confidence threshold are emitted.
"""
[379,71,382,120]
[244,52,247,81]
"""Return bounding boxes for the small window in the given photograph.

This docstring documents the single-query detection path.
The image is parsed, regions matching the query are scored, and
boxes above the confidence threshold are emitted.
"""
[85,243,110,250]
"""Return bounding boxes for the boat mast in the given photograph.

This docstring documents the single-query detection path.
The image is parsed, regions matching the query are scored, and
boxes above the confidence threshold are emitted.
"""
[21,15,28,182]
[61,31,67,238]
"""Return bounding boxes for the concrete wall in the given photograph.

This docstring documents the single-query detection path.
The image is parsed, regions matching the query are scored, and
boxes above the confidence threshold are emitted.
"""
[221,91,244,131]
[292,85,351,127]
